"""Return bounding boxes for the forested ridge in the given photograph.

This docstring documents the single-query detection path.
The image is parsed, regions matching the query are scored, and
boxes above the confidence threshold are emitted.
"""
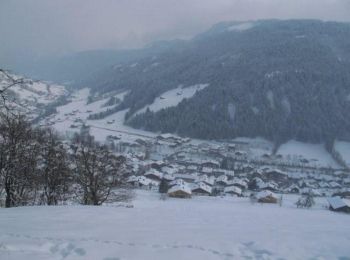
[68,20,350,143]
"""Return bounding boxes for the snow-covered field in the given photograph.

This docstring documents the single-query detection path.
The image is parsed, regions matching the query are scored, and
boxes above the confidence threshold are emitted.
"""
[135,84,209,115]
[50,89,153,143]
[277,140,340,168]
[334,141,350,167]
[0,190,349,260]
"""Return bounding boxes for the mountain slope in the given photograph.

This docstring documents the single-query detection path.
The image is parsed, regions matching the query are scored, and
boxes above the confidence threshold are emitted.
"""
[85,20,350,143]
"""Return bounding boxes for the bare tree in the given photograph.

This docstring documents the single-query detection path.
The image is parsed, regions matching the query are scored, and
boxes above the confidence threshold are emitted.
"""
[72,134,126,205]
[36,128,72,205]
[0,113,40,207]
[296,190,315,209]
[0,69,24,112]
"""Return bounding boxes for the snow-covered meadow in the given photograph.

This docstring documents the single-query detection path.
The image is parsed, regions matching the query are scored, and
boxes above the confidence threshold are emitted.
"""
[0,190,349,260]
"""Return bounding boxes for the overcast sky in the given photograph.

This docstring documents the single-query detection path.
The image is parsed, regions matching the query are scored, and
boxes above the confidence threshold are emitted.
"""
[1,0,350,62]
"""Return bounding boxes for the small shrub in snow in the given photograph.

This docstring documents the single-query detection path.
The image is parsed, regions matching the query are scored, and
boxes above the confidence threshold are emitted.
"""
[296,192,315,209]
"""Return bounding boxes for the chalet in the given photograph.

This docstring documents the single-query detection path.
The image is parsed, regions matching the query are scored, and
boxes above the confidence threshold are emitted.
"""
[327,197,350,213]
[329,181,341,189]
[301,188,322,197]
[137,176,159,189]
[248,177,264,191]
[163,173,175,182]
[264,168,288,183]
[200,160,220,169]
[332,190,350,199]
[135,138,147,146]
[173,173,197,183]
[126,175,139,186]
[144,169,163,181]
[286,184,300,194]
[107,135,121,141]
[256,190,278,203]
[224,186,242,196]
[227,179,248,190]
[187,165,198,172]
[162,166,177,175]
[213,169,234,177]
[227,144,236,152]
[196,175,215,186]
[168,184,192,198]
[259,181,279,192]
[201,167,213,174]
[157,133,181,143]
[262,154,270,159]
[192,182,212,195]
[149,160,166,171]
[127,176,159,189]
[318,182,330,189]
[215,175,228,186]
[169,179,187,188]
[234,150,247,157]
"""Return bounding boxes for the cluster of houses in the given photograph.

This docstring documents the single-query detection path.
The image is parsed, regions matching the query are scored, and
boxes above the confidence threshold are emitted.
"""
[125,156,350,210]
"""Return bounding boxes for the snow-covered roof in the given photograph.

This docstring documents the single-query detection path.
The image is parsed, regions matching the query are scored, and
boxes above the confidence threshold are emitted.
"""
[168,183,192,195]
[227,179,248,189]
[137,176,160,186]
[256,190,277,200]
[329,181,341,188]
[301,188,322,196]
[163,174,175,181]
[200,159,220,166]
[127,175,139,183]
[159,133,177,139]
[144,169,163,179]
[264,168,288,175]
[187,165,198,171]
[196,175,215,186]
[215,175,228,184]
[192,182,212,194]
[201,167,213,174]
[174,173,197,181]
[259,181,278,190]
[224,186,242,195]
[162,166,177,175]
[169,178,187,187]
[327,197,350,209]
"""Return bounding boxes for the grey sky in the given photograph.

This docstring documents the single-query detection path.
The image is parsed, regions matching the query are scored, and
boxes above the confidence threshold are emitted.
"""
[1,0,350,61]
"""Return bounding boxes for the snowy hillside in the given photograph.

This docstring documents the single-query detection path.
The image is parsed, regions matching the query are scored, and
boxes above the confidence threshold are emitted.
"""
[47,88,156,143]
[334,141,350,167]
[277,140,340,168]
[135,84,209,115]
[0,71,67,120]
[0,190,349,260]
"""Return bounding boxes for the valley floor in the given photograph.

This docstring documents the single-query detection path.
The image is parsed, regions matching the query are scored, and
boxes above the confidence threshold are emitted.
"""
[0,190,349,260]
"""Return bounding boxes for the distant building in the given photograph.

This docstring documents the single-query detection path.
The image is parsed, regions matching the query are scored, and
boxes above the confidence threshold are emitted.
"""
[168,184,192,198]
[256,191,278,203]
[327,197,350,213]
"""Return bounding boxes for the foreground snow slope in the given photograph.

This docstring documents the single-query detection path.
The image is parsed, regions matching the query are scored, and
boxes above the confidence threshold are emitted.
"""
[0,191,349,260]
